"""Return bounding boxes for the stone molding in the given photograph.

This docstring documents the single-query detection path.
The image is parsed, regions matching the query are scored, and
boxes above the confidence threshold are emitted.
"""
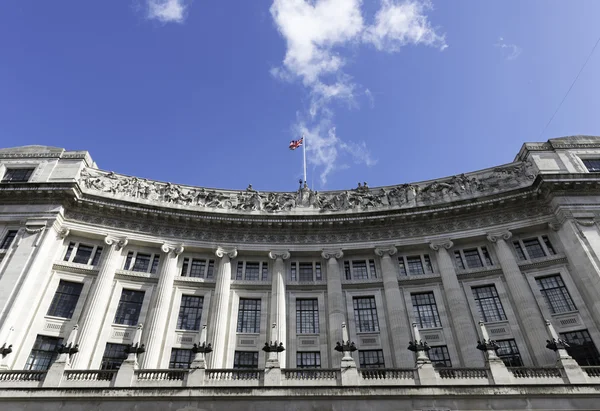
[215,247,237,259]
[321,249,344,260]
[57,227,70,239]
[268,250,290,260]
[160,243,185,256]
[575,218,596,227]
[428,239,453,251]
[374,246,398,257]
[104,236,128,251]
[486,230,513,243]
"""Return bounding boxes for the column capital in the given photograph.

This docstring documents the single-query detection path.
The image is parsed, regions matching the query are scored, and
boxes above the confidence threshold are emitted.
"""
[428,239,453,251]
[161,243,185,256]
[321,249,344,260]
[215,246,237,259]
[57,227,70,239]
[486,230,512,243]
[268,250,290,260]
[104,235,128,250]
[374,246,398,257]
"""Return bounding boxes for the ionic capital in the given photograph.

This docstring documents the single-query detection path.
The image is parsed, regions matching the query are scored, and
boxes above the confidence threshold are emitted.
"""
[161,243,185,256]
[486,230,512,243]
[215,247,237,259]
[575,218,596,227]
[321,249,344,260]
[104,235,128,250]
[374,246,398,258]
[268,250,290,261]
[428,239,453,251]
[57,227,70,240]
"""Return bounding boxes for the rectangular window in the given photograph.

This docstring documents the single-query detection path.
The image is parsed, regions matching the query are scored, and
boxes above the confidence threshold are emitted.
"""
[513,241,526,260]
[398,258,407,275]
[131,253,151,272]
[454,251,465,269]
[472,285,507,322]
[296,299,319,334]
[290,263,297,281]
[114,289,145,326]
[124,252,159,273]
[429,346,452,367]
[189,259,206,277]
[353,297,379,332]
[64,242,103,265]
[24,335,63,371]
[495,339,523,367]
[406,256,425,275]
[236,261,243,280]
[352,260,368,280]
[463,248,483,268]
[237,298,261,333]
[101,343,129,370]
[261,262,269,281]
[72,244,94,264]
[46,280,83,319]
[481,247,493,266]
[91,247,103,265]
[560,330,600,366]
[542,235,556,255]
[582,158,600,172]
[411,292,441,328]
[423,255,434,273]
[358,350,385,368]
[233,351,259,368]
[344,261,351,280]
[297,352,321,368]
[2,168,34,183]
[315,263,322,281]
[0,230,18,249]
[299,262,314,282]
[177,295,203,331]
[169,348,194,369]
[206,260,215,279]
[523,238,546,259]
[245,262,260,281]
[369,259,377,277]
[536,275,576,314]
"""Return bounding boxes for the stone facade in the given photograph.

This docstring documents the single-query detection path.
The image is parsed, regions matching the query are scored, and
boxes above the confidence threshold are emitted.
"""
[1,137,600,409]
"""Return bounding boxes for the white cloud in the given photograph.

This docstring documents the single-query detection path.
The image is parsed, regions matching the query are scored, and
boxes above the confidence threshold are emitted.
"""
[364,88,374,108]
[147,0,187,23]
[495,37,522,60]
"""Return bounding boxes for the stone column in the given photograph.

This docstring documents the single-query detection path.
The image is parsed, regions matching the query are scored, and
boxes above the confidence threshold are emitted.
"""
[71,236,128,369]
[141,243,184,369]
[487,230,555,366]
[208,246,237,369]
[322,249,345,368]
[429,239,482,367]
[375,246,413,368]
[268,250,290,368]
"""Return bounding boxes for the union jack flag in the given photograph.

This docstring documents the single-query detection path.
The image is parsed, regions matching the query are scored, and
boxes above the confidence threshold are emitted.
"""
[289,137,303,150]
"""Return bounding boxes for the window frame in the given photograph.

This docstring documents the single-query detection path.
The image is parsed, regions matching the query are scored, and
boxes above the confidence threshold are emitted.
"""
[513,235,556,261]
[0,229,18,250]
[46,280,84,319]
[101,342,129,370]
[560,329,600,366]
[358,349,385,369]
[454,246,494,270]
[495,339,523,367]
[113,289,145,326]
[353,296,380,333]
[581,158,600,173]
[1,167,35,183]
[472,284,507,323]
[296,298,320,334]
[180,257,216,278]
[536,274,577,314]
[235,260,269,281]
[428,345,452,367]
[398,254,434,276]
[63,241,104,266]
[169,348,194,369]
[233,351,259,368]
[176,295,204,331]
[123,251,161,274]
[411,291,442,329]
[296,351,321,368]
[343,259,378,280]
[236,298,262,334]
[24,335,63,371]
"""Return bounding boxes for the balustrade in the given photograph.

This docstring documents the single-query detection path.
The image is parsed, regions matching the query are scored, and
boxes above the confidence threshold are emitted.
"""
[64,370,116,382]
[360,368,415,380]
[508,367,563,379]
[438,368,490,379]
[0,370,46,381]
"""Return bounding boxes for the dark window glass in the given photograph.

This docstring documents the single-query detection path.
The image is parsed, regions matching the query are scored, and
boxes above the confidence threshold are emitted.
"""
[463,248,483,268]
[114,290,145,326]
[63,242,75,261]
[101,343,128,370]
[234,351,258,368]
[523,238,546,259]
[169,348,194,368]
[352,260,368,280]
[236,261,243,280]
[429,346,452,367]
[0,230,18,249]
[513,241,526,260]
[412,292,441,328]
[296,299,319,334]
[353,297,379,332]
[245,262,260,280]
[560,330,600,366]
[315,263,322,280]
[543,236,556,255]
[406,256,425,275]
[24,335,63,371]
[237,298,261,333]
[47,280,83,319]
[481,247,493,266]
[496,339,523,367]
[2,168,34,182]
[583,159,600,172]
[369,259,377,278]
[454,251,465,269]
[181,258,189,276]
[299,262,313,281]
[398,258,407,275]
[124,251,133,270]
[261,262,268,281]
[536,275,576,314]
[423,255,434,273]
[189,259,206,278]
[150,255,160,274]
[358,350,385,368]
[206,260,215,279]
[177,295,203,331]
[72,244,94,264]
[472,285,506,322]
[344,261,351,280]
[297,352,321,368]
[290,263,297,281]
[131,253,151,272]
[91,247,103,266]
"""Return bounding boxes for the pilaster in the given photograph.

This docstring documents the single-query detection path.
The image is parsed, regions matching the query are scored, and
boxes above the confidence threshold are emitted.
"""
[268,250,290,368]
[322,249,345,368]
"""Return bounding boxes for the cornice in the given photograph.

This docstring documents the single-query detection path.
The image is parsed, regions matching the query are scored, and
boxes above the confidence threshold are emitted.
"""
[114,269,158,283]
[52,262,99,276]
[397,273,442,285]
[517,255,568,271]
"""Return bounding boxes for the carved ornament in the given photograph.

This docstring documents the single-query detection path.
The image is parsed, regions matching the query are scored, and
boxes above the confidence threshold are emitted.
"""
[215,247,237,259]
[321,249,344,260]
[57,227,70,239]
[161,243,185,256]
[104,236,128,250]
[374,246,398,257]
[428,239,453,251]
[268,250,291,260]
[486,230,513,243]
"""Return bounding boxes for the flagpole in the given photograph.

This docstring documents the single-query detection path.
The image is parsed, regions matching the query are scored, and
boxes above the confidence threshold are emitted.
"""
[302,134,307,187]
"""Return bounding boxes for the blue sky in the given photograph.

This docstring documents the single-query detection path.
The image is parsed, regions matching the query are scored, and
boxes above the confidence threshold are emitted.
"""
[1,1,599,192]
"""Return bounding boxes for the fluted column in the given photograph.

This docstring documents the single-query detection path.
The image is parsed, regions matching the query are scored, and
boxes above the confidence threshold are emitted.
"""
[487,230,555,365]
[72,236,128,369]
[429,239,482,367]
[322,249,345,368]
[141,243,184,369]
[374,246,413,367]
[268,250,290,368]
[209,246,237,368]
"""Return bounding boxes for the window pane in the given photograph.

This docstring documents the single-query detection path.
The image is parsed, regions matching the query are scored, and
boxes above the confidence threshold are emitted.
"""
[114,290,145,326]
[177,295,203,331]
[150,255,160,274]
[428,346,452,367]
[454,251,465,269]
[583,159,600,172]
[344,261,351,280]
[398,258,407,275]
[290,263,297,281]
[481,247,493,266]
[411,292,441,328]
[233,351,259,368]
[472,285,506,322]
[101,343,129,370]
[131,253,151,272]
[513,242,526,260]
[25,335,63,371]
[245,262,260,280]
[369,259,377,278]
[523,238,546,259]
[423,255,434,273]
[315,263,322,280]
[542,236,556,255]
[72,244,94,264]
[169,348,194,368]
[495,339,523,367]
[206,260,215,279]
[463,248,483,269]
[261,263,269,281]
[189,259,206,278]
[299,263,313,282]
[296,299,319,334]
[406,256,424,275]
[91,247,103,266]
[560,330,600,366]
[353,297,379,332]
[236,262,243,280]
[352,260,368,280]
[47,280,83,319]
[358,350,385,368]
[297,352,321,368]
[2,168,34,183]
[237,298,261,333]
[536,275,576,314]
[0,230,18,249]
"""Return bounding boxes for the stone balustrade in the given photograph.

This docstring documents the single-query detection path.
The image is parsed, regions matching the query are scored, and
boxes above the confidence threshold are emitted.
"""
[282,369,340,386]
[582,366,600,379]
[508,367,564,383]
[359,369,416,386]
[136,369,187,381]
[64,370,116,382]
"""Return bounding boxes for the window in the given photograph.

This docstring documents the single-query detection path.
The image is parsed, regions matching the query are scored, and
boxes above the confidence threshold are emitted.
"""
[177,295,203,331]
[482,247,493,266]
[358,350,385,368]
[2,168,34,183]
[0,230,18,249]
[114,289,145,326]
[181,257,215,278]
[169,348,194,369]
[101,343,129,370]
[296,299,319,334]
[343,260,378,280]
[399,254,434,276]
[299,263,314,281]
[513,241,526,260]
[411,292,441,328]
[352,260,368,279]
[463,248,483,268]
[290,262,321,282]
[63,242,103,266]
[523,238,546,259]
[428,346,452,367]
[206,260,215,279]
[233,351,259,368]
[353,297,379,332]
[582,159,600,172]
[542,236,556,255]
[560,330,600,366]
[369,260,377,278]
[406,256,424,275]
[536,275,576,314]
[245,262,260,280]
[46,280,83,319]
[237,298,261,333]
[261,263,269,281]
[24,335,63,371]
[124,251,160,274]
[495,339,523,367]
[454,246,493,270]
[297,352,321,368]
[454,251,465,269]
[472,285,506,322]
[236,261,268,281]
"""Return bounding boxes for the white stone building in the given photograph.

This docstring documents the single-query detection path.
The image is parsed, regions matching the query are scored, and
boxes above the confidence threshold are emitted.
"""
[1,137,600,410]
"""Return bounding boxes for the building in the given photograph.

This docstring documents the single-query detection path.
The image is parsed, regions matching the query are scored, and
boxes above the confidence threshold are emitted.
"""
[1,136,600,410]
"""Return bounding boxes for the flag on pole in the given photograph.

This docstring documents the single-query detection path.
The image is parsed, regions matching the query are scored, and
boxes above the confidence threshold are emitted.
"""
[289,137,303,150]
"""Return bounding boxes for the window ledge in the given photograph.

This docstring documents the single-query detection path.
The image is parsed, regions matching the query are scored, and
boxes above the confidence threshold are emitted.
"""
[456,265,501,276]
[115,269,157,282]
[517,254,567,270]
[53,261,99,275]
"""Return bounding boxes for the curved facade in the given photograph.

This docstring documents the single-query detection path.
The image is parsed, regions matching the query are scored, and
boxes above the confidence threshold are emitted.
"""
[2,136,600,409]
